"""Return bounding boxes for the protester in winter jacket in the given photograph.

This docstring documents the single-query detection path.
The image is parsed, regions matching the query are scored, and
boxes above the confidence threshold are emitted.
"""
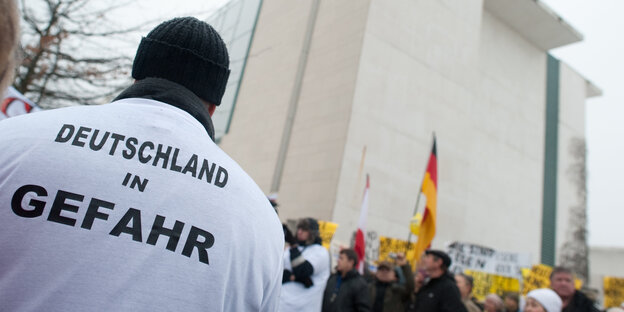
[0,17,284,311]
[550,267,600,312]
[368,252,414,312]
[280,218,331,312]
[410,250,468,312]
[322,248,371,312]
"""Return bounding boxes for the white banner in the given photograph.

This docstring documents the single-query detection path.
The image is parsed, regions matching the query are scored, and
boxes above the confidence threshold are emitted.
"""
[447,241,531,279]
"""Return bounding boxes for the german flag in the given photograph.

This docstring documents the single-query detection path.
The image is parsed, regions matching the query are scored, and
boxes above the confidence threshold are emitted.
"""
[413,139,437,261]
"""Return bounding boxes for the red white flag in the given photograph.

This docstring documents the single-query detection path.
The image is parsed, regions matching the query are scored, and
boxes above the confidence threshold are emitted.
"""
[354,174,369,274]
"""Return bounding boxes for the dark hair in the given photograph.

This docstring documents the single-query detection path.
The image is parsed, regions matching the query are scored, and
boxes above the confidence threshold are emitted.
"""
[457,273,474,291]
[340,249,358,268]
[296,218,321,245]
[431,254,446,269]
[550,266,574,280]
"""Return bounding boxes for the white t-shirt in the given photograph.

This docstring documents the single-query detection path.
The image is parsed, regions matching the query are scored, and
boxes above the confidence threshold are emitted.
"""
[279,244,330,312]
[0,98,284,311]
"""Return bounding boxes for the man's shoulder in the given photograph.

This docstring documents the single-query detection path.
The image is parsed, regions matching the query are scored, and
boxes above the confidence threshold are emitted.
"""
[421,274,458,295]
[432,273,455,286]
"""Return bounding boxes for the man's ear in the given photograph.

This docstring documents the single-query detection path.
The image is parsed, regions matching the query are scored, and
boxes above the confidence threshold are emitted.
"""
[207,103,217,117]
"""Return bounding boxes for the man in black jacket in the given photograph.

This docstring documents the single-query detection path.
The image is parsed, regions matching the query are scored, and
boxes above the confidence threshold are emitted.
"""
[550,267,599,312]
[322,249,371,312]
[411,250,467,312]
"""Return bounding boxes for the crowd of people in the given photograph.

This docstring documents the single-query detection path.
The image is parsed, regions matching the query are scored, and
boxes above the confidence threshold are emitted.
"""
[0,0,621,310]
[277,216,614,312]
[253,116,611,312]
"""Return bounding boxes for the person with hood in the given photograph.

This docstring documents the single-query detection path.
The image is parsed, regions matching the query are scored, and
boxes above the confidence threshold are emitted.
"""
[0,16,284,311]
[525,288,563,312]
[550,267,599,312]
[322,248,371,312]
[280,217,331,312]
[411,250,468,312]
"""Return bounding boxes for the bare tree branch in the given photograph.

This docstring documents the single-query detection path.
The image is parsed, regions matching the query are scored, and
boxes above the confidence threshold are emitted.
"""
[13,0,136,107]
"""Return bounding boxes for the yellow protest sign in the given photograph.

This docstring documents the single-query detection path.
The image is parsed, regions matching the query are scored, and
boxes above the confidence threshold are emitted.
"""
[604,276,624,308]
[465,270,520,302]
[378,236,418,264]
[317,220,338,250]
[522,264,552,295]
[521,268,531,281]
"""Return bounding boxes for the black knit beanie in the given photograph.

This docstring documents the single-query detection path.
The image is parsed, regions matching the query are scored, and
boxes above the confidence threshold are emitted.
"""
[132,17,230,105]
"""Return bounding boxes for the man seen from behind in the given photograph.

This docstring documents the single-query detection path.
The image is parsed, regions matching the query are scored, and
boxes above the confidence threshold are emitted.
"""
[0,16,284,311]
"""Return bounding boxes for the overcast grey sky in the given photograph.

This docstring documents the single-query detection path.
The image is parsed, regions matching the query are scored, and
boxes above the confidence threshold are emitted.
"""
[541,0,624,248]
[118,0,622,247]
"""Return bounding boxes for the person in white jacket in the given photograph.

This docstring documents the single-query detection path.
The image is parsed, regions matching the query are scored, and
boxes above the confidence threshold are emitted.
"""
[0,16,284,311]
[280,218,331,312]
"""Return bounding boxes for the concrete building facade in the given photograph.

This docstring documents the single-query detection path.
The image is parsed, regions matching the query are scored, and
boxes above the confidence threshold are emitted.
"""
[215,0,600,269]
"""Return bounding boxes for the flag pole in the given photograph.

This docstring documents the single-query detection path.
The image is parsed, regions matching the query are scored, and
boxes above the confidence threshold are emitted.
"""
[405,132,436,254]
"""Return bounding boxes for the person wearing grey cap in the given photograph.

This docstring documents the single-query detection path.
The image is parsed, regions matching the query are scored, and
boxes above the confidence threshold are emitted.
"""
[0,17,284,311]
[410,249,467,312]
